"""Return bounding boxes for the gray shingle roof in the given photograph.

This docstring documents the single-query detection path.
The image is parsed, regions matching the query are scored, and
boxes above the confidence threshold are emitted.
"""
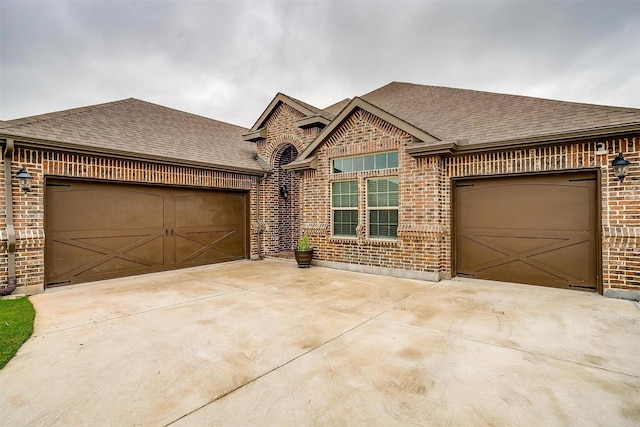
[283,94,323,116]
[321,98,351,118]
[0,98,264,173]
[361,82,640,145]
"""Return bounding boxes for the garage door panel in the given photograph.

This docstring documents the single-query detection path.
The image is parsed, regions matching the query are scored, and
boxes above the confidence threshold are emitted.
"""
[176,248,237,266]
[482,235,568,254]
[74,234,163,252]
[46,180,248,286]
[531,241,592,282]
[81,257,157,276]
[477,259,568,287]
[49,233,165,281]
[174,193,246,228]
[50,242,105,279]
[51,233,165,263]
[458,236,507,268]
[455,172,598,291]
[51,253,159,283]
[459,183,592,232]
[48,188,165,232]
[174,229,244,266]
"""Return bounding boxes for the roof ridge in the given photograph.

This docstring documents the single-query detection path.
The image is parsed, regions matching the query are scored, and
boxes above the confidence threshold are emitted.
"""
[280,93,322,114]
[379,81,640,112]
[2,98,137,129]
[3,97,249,131]
[129,98,249,130]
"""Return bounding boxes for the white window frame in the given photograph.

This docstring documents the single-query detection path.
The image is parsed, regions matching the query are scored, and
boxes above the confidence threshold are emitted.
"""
[331,180,359,238]
[366,177,399,240]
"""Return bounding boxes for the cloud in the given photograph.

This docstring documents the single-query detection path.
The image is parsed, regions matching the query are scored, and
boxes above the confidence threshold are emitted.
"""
[1,0,638,127]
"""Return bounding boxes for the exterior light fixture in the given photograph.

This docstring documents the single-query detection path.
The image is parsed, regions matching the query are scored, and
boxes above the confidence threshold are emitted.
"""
[279,185,289,200]
[611,152,631,182]
[15,166,33,193]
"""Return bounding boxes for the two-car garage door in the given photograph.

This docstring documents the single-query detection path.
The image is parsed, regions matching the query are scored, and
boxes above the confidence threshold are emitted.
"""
[45,179,248,287]
[454,171,599,291]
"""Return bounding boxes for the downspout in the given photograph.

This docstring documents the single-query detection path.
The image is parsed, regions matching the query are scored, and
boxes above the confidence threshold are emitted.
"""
[1,139,17,296]
[255,173,268,259]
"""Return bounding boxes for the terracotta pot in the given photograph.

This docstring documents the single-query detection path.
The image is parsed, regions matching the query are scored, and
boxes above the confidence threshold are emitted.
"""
[294,249,313,268]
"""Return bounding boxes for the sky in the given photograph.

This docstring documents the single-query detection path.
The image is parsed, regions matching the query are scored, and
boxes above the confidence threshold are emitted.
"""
[1,0,639,129]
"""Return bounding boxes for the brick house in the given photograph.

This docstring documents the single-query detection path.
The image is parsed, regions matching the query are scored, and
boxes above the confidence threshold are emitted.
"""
[1,82,639,300]
[0,99,266,294]
[248,83,640,300]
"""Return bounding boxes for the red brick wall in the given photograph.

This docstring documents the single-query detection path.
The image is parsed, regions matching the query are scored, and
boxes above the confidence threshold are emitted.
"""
[1,146,257,295]
[299,108,442,277]
[295,107,640,294]
[445,138,640,293]
[3,107,637,297]
[255,103,318,254]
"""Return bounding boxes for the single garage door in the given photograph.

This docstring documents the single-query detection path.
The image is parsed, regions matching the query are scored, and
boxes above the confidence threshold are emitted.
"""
[45,179,248,286]
[454,171,598,291]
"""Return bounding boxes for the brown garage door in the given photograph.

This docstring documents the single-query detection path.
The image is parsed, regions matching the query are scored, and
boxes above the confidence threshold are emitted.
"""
[454,171,598,291]
[45,179,248,286]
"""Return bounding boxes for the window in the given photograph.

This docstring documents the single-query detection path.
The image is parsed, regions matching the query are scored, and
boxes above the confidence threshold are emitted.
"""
[332,181,358,237]
[367,178,399,238]
[333,151,398,173]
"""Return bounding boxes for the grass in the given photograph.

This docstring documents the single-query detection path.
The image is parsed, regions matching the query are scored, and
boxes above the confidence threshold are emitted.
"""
[0,297,35,369]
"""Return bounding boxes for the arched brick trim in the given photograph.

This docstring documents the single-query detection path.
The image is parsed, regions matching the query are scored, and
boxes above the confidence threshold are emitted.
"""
[260,141,302,255]
[266,134,305,167]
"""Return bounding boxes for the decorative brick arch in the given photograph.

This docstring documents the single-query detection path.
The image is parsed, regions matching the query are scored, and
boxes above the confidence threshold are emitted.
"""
[266,134,305,167]
[258,138,303,255]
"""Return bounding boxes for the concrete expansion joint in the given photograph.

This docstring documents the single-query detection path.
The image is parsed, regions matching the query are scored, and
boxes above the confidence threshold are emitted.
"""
[166,315,375,426]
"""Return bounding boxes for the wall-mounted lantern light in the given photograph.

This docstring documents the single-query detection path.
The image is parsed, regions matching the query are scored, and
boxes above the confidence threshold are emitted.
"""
[279,185,289,200]
[15,166,33,193]
[612,153,631,182]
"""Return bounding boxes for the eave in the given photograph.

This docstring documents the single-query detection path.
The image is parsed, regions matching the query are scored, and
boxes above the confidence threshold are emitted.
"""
[1,134,268,177]
[295,115,331,129]
[286,97,441,171]
[282,156,317,171]
[406,123,640,157]
[242,128,267,142]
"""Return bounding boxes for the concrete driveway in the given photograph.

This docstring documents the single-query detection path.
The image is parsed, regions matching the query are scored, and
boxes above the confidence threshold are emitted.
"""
[1,259,639,426]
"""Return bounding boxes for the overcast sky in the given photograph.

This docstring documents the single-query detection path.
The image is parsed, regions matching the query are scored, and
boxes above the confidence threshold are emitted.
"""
[1,0,639,128]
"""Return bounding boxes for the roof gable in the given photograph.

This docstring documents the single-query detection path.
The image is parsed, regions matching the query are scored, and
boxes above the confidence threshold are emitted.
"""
[284,97,441,171]
[246,93,320,133]
[1,98,265,174]
[286,82,640,169]
[363,82,640,146]
[244,93,346,140]
[321,98,351,117]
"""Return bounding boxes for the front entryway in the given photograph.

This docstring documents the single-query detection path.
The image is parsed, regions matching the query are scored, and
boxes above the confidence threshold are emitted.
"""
[45,179,248,286]
[454,171,599,291]
[275,144,299,252]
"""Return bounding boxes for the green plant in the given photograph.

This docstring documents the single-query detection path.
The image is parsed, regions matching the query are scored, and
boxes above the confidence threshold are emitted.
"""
[296,233,311,251]
[0,297,35,369]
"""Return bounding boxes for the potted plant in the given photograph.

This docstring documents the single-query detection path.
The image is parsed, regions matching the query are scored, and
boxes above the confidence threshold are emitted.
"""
[294,233,314,268]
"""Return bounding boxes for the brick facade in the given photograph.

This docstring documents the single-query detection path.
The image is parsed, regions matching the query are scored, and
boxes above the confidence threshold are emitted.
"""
[2,94,638,298]
[1,146,257,295]
[285,107,639,294]
[446,137,640,294]
[255,104,319,254]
